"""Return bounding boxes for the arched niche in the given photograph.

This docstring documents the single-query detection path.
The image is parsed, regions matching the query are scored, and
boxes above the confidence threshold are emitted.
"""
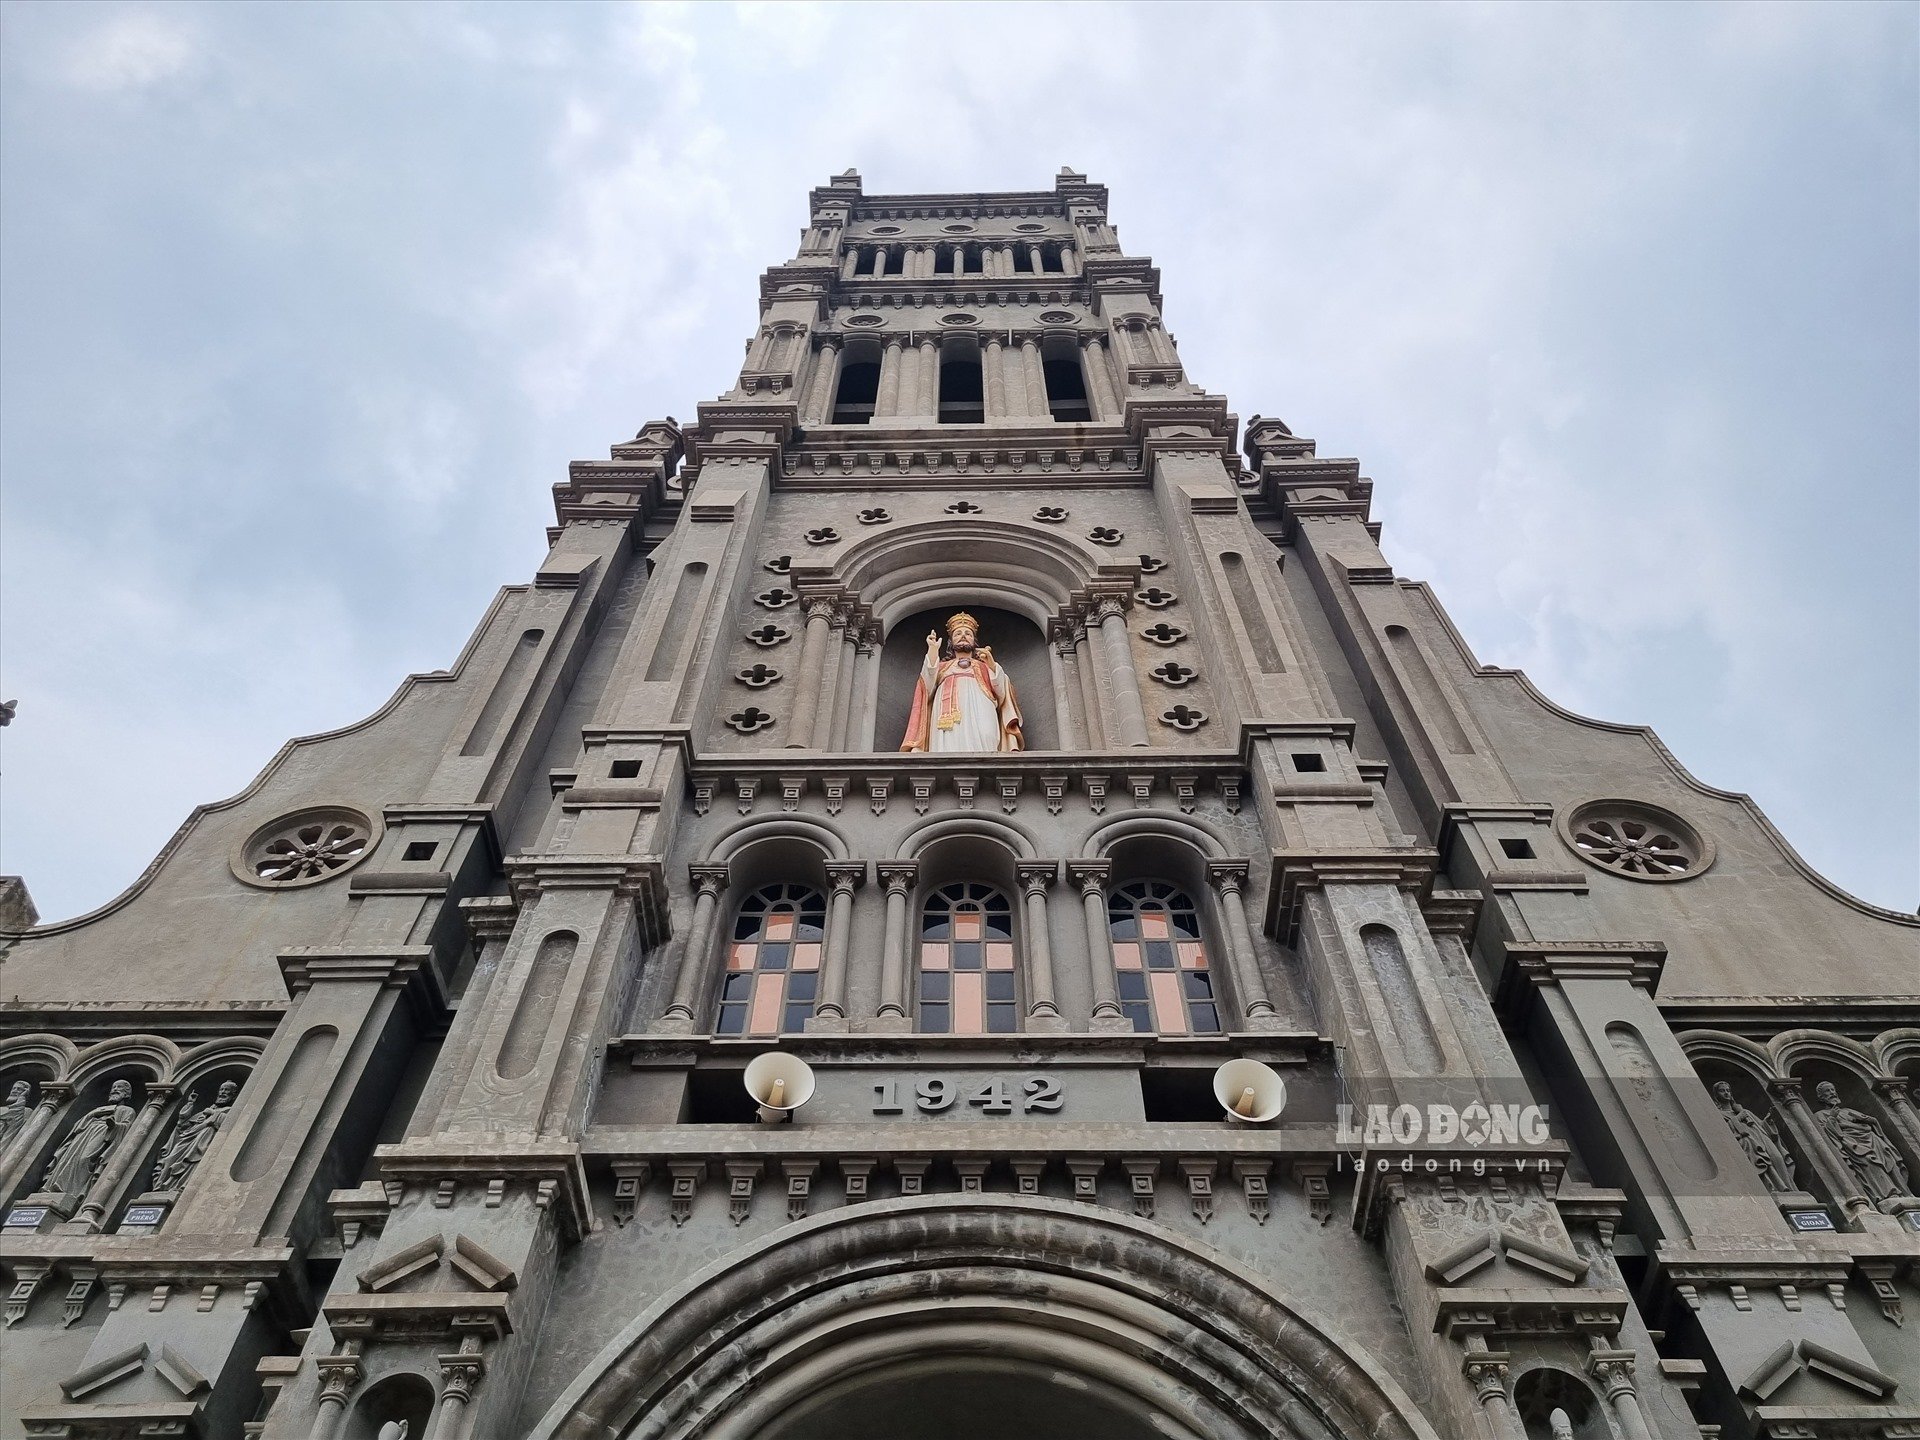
[527,1195,1438,1440]
[875,604,1054,752]
[1514,1367,1607,1440]
[345,1371,437,1440]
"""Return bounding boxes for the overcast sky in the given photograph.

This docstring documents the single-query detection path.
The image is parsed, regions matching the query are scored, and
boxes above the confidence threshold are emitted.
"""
[2,1,1915,923]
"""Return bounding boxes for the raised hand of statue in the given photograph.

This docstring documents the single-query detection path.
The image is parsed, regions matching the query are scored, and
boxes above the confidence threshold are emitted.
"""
[925,629,940,652]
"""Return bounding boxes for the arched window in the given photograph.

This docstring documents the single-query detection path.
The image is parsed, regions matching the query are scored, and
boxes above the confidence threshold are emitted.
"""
[919,882,1016,1033]
[933,244,956,275]
[1109,881,1220,1034]
[716,884,825,1036]
[938,343,985,424]
[961,242,985,275]
[883,244,906,276]
[1042,337,1091,422]
[853,246,879,277]
[832,348,881,424]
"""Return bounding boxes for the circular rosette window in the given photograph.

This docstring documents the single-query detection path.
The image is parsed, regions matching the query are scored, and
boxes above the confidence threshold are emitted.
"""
[1558,799,1713,883]
[233,806,380,889]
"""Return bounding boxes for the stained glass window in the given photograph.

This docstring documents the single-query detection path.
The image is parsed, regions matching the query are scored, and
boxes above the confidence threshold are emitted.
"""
[714,884,826,1037]
[1108,880,1220,1034]
[919,882,1017,1034]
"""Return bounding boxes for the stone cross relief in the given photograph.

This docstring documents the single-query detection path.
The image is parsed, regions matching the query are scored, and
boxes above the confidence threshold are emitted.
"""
[1811,1080,1911,1203]
[150,1079,238,1194]
[39,1079,134,1198]
[1710,1081,1797,1193]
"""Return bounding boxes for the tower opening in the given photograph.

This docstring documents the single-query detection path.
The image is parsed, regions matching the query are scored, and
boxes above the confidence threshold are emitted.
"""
[933,244,955,275]
[832,346,881,424]
[938,341,985,425]
[1011,245,1034,274]
[1041,242,1065,274]
[1041,338,1091,422]
[883,244,906,276]
[853,246,879,277]
[962,242,984,275]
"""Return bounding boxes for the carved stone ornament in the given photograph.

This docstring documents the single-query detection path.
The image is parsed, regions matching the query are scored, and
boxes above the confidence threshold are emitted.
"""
[233,805,379,889]
[0,1079,33,1154]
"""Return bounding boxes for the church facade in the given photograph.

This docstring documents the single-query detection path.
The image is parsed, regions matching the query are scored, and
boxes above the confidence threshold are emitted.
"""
[2,170,1916,1440]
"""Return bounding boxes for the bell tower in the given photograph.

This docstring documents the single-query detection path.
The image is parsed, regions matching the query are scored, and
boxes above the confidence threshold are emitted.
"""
[2,170,1915,1440]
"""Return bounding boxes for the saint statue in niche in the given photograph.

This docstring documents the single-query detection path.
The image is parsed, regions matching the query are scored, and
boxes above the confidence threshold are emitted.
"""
[1711,1080,1797,1193]
[0,1079,33,1154]
[150,1079,238,1194]
[41,1078,135,1198]
[899,611,1023,754]
[1811,1080,1910,1203]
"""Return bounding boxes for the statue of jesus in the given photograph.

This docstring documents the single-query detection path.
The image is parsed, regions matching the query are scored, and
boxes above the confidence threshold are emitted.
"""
[900,612,1024,753]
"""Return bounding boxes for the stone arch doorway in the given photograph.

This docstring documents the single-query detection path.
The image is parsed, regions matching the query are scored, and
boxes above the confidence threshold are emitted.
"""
[528,1196,1438,1440]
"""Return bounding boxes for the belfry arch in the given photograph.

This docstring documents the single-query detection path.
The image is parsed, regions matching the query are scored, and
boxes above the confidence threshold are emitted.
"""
[527,1196,1439,1440]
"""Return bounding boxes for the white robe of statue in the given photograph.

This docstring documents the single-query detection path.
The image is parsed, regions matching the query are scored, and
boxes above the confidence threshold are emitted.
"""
[900,614,1024,754]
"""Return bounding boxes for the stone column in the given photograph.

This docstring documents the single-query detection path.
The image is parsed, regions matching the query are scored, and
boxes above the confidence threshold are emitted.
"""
[1068,860,1129,1030]
[1015,862,1065,1030]
[841,248,861,280]
[427,1341,486,1440]
[874,863,918,1028]
[1026,244,1046,273]
[307,1352,362,1440]
[1082,335,1119,419]
[1073,625,1107,749]
[67,1084,175,1231]
[1047,634,1084,749]
[1769,1077,1872,1217]
[1871,1078,1920,1177]
[851,626,882,752]
[912,243,934,279]
[1093,598,1151,747]
[989,244,1013,278]
[1204,861,1279,1027]
[786,596,836,748]
[1462,1350,1525,1440]
[826,621,860,750]
[813,863,866,1023]
[0,1081,70,1195]
[814,609,847,747]
[1588,1353,1657,1440]
[983,336,1008,419]
[1061,246,1081,276]
[918,336,940,421]
[876,339,904,419]
[657,865,730,1031]
[804,337,842,425]
[1019,337,1049,418]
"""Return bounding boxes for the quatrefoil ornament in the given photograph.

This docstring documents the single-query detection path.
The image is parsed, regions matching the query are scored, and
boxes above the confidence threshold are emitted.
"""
[1088,526,1124,545]
[858,508,892,525]
[736,664,782,688]
[1141,622,1187,646]
[1032,506,1069,523]
[756,588,796,609]
[1135,587,1178,608]
[946,500,984,514]
[1150,661,1198,687]
[1160,704,1209,732]
[805,527,840,545]
[727,707,776,734]
[746,624,791,647]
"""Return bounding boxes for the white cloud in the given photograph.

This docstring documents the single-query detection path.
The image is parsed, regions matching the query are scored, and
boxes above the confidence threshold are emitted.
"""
[62,9,197,93]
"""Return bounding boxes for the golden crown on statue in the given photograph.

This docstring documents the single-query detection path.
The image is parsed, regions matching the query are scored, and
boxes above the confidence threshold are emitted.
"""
[944,612,980,637]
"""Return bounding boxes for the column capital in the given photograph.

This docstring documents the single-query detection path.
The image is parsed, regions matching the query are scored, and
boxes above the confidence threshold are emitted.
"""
[876,861,918,895]
[1090,595,1129,623]
[1015,861,1060,896]
[35,1082,76,1107]
[1204,859,1251,895]
[437,1349,487,1404]
[800,594,839,623]
[1767,1076,1809,1103]
[1585,1350,1637,1401]
[1871,1077,1918,1104]
[823,861,867,894]
[1066,859,1112,897]
[688,863,731,899]
[1461,1350,1512,1403]
[315,1352,365,1404]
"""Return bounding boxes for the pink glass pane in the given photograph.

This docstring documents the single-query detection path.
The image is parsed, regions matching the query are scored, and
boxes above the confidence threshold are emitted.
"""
[748,973,784,1035]
[954,972,985,1034]
[728,943,757,971]
[1149,972,1188,1034]
[765,915,794,941]
[792,942,822,971]
[954,913,983,940]
[1176,942,1206,970]
[1140,913,1170,940]
[1111,942,1142,970]
[985,942,1015,971]
[920,943,950,971]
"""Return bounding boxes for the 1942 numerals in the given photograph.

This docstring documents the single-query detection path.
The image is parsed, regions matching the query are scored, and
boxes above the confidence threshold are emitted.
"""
[872,1075,1063,1116]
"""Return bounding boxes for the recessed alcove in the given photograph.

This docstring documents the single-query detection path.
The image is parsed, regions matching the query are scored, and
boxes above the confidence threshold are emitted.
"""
[874,605,1055,752]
